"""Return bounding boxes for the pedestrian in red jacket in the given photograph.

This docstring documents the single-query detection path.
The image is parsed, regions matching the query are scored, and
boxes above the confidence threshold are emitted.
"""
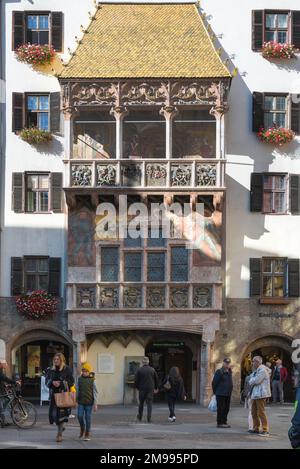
[271,359,288,405]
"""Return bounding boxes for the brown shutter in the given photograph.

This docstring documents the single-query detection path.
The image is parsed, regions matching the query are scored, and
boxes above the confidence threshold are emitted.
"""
[291,97,300,134]
[250,173,264,212]
[50,92,61,133]
[252,92,264,132]
[292,11,300,49]
[250,258,261,297]
[12,93,25,132]
[11,257,23,296]
[51,173,63,213]
[288,259,300,297]
[12,173,24,213]
[252,10,264,51]
[51,12,63,52]
[290,174,300,214]
[12,11,25,50]
[48,258,61,296]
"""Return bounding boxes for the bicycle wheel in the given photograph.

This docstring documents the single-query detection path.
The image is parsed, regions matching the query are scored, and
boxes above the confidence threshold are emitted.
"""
[11,399,37,429]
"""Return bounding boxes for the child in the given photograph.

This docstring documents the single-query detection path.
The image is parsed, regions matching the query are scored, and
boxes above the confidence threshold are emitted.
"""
[77,362,98,441]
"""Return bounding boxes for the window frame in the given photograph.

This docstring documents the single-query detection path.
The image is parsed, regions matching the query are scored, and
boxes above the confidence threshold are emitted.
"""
[25,172,51,214]
[261,257,288,298]
[24,255,50,294]
[100,246,120,282]
[123,251,143,282]
[261,173,289,215]
[264,10,291,43]
[26,12,50,46]
[170,245,189,282]
[25,93,50,131]
[263,93,289,130]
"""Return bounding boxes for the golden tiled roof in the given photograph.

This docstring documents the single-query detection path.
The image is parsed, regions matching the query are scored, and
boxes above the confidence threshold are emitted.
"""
[60,3,230,79]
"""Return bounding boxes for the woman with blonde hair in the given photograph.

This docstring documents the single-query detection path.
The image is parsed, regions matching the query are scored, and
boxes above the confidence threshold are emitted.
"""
[46,353,74,443]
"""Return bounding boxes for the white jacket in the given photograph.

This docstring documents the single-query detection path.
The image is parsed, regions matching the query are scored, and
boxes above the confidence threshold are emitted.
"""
[249,365,271,400]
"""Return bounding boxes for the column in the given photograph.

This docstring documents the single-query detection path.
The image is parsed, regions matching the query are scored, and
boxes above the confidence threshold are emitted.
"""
[160,106,178,159]
[199,340,213,406]
[211,107,226,187]
[110,106,129,160]
[63,108,78,160]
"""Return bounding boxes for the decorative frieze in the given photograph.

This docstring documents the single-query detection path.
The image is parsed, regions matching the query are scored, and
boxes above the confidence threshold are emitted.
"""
[146,287,165,308]
[171,164,192,186]
[76,287,96,309]
[146,164,167,186]
[122,82,168,106]
[170,287,189,308]
[196,164,217,187]
[71,164,93,186]
[123,287,142,308]
[121,164,142,187]
[100,287,119,308]
[71,82,118,106]
[193,286,212,308]
[97,164,117,186]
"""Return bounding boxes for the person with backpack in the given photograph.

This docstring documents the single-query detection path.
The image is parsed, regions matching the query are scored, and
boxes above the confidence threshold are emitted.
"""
[161,366,186,422]
[77,362,98,441]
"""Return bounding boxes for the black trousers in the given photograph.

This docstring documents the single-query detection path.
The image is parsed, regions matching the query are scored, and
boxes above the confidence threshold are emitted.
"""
[138,390,153,420]
[167,396,176,418]
[216,395,231,425]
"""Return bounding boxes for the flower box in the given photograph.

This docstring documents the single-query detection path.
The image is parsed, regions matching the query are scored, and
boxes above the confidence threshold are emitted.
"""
[15,43,56,66]
[257,127,295,146]
[20,127,53,145]
[16,290,58,321]
[262,41,297,60]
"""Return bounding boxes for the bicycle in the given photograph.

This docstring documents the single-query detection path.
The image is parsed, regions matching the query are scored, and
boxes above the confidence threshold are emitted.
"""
[0,384,37,429]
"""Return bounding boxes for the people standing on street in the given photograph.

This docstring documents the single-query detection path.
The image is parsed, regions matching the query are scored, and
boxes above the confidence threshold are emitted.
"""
[46,353,75,443]
[249,356,271,437]
[212,358,233,428]
[0,359,20,428]
[77,362,98,441]
[271,359,288,405]
[243,372,254,431]
[135,357,159,423]
[161,366,186,422]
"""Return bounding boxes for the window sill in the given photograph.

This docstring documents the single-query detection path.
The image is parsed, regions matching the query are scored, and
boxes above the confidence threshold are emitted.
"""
[259,297,290,305]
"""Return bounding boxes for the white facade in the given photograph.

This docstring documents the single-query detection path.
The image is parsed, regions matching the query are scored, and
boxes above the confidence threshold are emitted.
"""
[201,0,300,298]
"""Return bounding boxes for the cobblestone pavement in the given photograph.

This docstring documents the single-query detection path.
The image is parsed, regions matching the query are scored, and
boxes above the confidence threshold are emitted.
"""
[0,403,294,449]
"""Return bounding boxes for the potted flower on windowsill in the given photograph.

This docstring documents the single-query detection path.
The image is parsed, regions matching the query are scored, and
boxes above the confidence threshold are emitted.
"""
[262,41,297,60]
[16,290,58,321]
[20,127,53,145]
[257,127,295,146]
[15,43,56,66]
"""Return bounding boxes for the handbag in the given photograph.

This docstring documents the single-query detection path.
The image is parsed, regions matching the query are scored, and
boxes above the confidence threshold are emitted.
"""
[163,377,172,391]
[208,395,217,412]
[54,381,76,409]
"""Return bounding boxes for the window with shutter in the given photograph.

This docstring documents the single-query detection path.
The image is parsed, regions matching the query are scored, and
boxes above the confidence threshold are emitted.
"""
[26,94,50,131]
[51,173,63,213]
[26,14,50,45]
[250,173,263,212]
[12,173,24,213]
[252,10,264,51]
[262,258,287,298]
[288,259,300,297]
[292,11,300,49]
[25,257,49,293]
[50,92,61,133]
[11,258,23,296]
[48,258,61,296]
[12,12,25,50]
[124,253,142,282]
[291,99,300,135]
[12,93,25,132]
[171,247,188,281]
[262,174,288,214]
[147,252,165,281]
[252,92,264,132]
[250,258,261,297]
[290,175,300,215]
[101,247,119,281]
[51,12,63,52]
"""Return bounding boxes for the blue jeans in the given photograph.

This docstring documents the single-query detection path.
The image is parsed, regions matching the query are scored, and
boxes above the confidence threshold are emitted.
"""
[77,404,93,433]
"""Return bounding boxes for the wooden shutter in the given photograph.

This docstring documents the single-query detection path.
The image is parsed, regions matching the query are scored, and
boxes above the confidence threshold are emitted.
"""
[50,92,61,133]
[288,259,300,297]
[12,93,25,132]
[51,12,63,52]
[291,97,300,134]
[12,11,25,50]
[252,92,264,132]
[11,258,23,296]
[250,173,264,212]
[51,173,63,213]
[252,10,264,51]
[290,174,300,214]
[250,258,261,297]
[292,11,300,49]
[48,258,61,296]
[12,173,24,213]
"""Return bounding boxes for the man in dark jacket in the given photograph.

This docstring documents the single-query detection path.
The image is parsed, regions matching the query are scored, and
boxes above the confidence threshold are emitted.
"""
[135,357,159,423]
[289,364,300,449]
[0,360,17,427]
[212,358,233,428]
